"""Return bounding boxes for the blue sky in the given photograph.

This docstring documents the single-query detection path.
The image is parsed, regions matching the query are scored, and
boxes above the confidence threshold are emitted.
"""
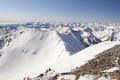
[0,0,120,23]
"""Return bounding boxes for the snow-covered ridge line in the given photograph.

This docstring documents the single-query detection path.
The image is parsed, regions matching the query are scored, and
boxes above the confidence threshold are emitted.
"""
[24,41,120,80]
[50,41,120,72]
[0,27,87,80]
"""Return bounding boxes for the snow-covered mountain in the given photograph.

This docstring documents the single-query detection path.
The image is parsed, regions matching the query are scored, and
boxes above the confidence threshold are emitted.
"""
[0,22,120,80]
[24,42,120,80]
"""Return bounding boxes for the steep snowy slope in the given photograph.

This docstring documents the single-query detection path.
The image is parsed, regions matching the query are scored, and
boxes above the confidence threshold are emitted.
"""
[0,27,86,80]
[27,41,120,80]
[0,29,63,80]
[51,41,120,72]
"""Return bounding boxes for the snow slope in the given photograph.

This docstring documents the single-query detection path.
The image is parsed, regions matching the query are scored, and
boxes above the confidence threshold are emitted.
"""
[51,41,120,72]
[30,41,120,80]
[0,28,85,80]
[0,29,64,80]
